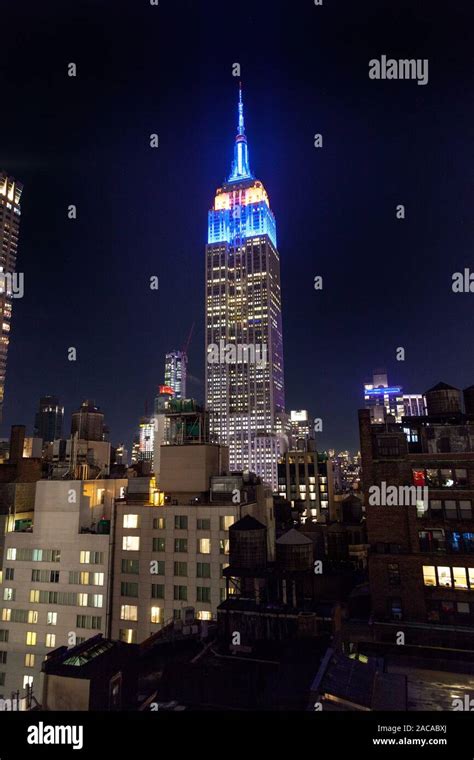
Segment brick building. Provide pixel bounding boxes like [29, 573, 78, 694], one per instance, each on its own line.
[360, 382, 474, 648]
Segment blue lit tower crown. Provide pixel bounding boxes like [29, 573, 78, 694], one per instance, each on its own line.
[205, 85, 285, 490]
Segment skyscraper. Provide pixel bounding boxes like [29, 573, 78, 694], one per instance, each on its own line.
[34, 395, 64, 444]
[71, 400, 105, 441]
[164, 350, 187, 399]
[205, 86, 285, 489]
[0, 172, 23, 421]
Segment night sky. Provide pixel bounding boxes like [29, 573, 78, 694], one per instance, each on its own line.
[0, 0, 473, 453]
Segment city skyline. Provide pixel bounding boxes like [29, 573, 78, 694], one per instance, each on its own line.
[0, 0, 472, 455]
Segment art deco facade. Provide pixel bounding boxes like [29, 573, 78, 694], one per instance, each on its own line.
[205, 88, 286, 489]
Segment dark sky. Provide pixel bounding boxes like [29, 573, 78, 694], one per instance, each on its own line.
[0, 0, 473, 453]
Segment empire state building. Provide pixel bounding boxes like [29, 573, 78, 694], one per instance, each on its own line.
[205, 86, 286, 489]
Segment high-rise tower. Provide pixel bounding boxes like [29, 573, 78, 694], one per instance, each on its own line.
[205, 86, 286, 489]
[0, 172, 23, 421]
[164, 350, 187, 399]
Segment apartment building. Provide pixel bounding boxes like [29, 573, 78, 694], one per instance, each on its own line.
[0, 478, 126, 698]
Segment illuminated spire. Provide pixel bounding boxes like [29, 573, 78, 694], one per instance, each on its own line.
[228, 83, 254, 182]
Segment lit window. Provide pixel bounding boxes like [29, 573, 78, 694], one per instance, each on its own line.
[29, 589, 39, 603]
[120, 605, 138, 621]
[437, 566, 452, 588]
[1, 609, 11, 621]
[24, 654, 35, 667]
[119, 629, 136, 644]
[23, 675, 33, 689]
[47, 612, 57, 626]
[197, 538, 211, 554]
[45, 634, 56, 648]
[27, 610, 38, 624]
[26, 631, 36, 646]
[453, 567, 468, 590]
[150, 606, 162, 624]
[220, 516, 235, 531]
[123, 514, 139, 529]
[422, 566, 436, 586]
[122, 536, 140, 551]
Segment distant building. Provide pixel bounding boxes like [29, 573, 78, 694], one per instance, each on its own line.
[364, 370, 426, 423]
[289, 410, 311, 449]
[278, 445, 335, 523]
[71, 400, 105, 442]
[164, 352, 187, 400]
[0, 172, 23, 422]
[34, 396, 63, 444]
[138, 417, 154, 465]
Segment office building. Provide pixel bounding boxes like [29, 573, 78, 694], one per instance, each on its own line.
[205, 86, 286, 490]
[0, 172, 23, 422]
[164, 351, 187, 399]
[34, 396, 64, 444]
[277, 445, 335, 523]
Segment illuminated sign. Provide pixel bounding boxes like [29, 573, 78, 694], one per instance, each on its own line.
[158, 385, 174, 396]
[365, 387, 402, 396]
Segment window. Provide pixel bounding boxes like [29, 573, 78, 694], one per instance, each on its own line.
[0, 652, 7, 664]
[0, 631, 9, 642]
[26, 632, 36, 646]
[76, 615, 101, 629]
[388, 563, 400, 586]
[445, 501, 457, 519]
[455, 469, 468, 487]
[3, 588, 15, 601]
[45, 634, 56, 648]
[437, 566, 452, 587]
[460, 501, 472, 519]
[29, 590, 39, 603]
[119, 629, 137, 644]
[220, 516, 234, 531]
[174, 538, 188, 553]
[173, 586, 187, 601]
[151, 584, 164, 599]
[453, 567, 468, 590]
[80, 551, 103, 564]
[389, 598, 402, 620]
[153, 517, 166, 529]
[123, 514, 140, 529]
[429, 500, 442, 516]
[1, 609, 10, 622]
[174, 515, 188, 530]
[120, 605, 138, 622]
[219, 539, 230, 555]
[78, 593, 88, 607]
[196, 611, 212, 621]
[197, 519, 210, 530]
[23, 675, 33, 689]
[197, 538, 210, 554]
[24, 654, 35, 667]
[121, 582, 138, 597]
[121, 559, 139, 574]
[422, 566, 436, 586]
[440, 469, 454, 488]
[426, 469, 440, 487]
[6, 548, 16, 560]
[174, 562, 187, 577]
[150, 607, 162, 624]
[92, 595, 103, 608]
[197, 587, 211, 603]
[418, 530, 445, 553]
[196, 562, 211, 578]
[5, 568, 14, 581]
[47, 612, 57, 626]
[469, 568, 474, 588]
[122, 536, 140, 551]
[27, 610, 38, 624]
[153, 538, 165, 552]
